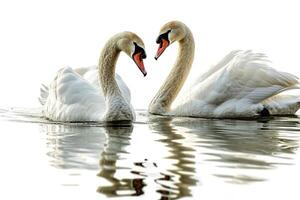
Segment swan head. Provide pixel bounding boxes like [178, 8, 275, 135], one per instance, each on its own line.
[155, 21, 187, 60]
[117, 32, 147, 76]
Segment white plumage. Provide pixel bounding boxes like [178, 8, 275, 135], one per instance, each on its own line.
[40, 66, 132, 122]
[40, 32, 146, 122]
[172, 51, 300, 118]
[150, 21, 300, 118]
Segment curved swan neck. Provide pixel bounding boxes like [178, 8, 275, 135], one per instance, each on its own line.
[99, 37, 121, 98]
[149, 26, 195, 114]
[98, 34, 135, 121]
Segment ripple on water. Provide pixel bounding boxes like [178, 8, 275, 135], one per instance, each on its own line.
[0, 108, 299, 199]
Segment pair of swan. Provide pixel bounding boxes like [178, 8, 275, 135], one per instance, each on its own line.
[40, 21, 300, 122]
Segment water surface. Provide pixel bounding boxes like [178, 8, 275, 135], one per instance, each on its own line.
[0, 108, 299, 200]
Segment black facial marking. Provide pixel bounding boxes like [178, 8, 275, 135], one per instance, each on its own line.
[156, 30, 171, 44]
[133, 42, 146, 59]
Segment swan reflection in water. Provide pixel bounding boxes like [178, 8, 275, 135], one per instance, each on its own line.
[170, 116, 299, 184]
[40, 113, 300, 199]
[96, 124, 142, 196]
[97, 118, 198, 199]
[41, 123, 108, 170]
[40, 119, 198, 199]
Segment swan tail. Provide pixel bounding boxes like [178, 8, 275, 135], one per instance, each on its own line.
[268, 85, 300, 100]
[263, 86, 300, 115]
[39, 84, 49, 105]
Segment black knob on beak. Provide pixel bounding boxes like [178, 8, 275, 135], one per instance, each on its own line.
[156, 36, 162, 44]
[141, 51, 147, 59]
[156, 30, 171, 44]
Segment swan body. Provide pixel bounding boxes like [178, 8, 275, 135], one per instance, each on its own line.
[41, 66, 131, 121]
[150, 21, 300, 118]
[40, 32, 147, 122]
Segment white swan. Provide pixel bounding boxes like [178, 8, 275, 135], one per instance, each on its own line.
[40, 32, 147, 122]
[149, 21, 300, 118]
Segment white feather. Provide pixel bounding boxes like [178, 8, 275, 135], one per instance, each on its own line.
[172, 51, 300, 118]
[40, 66, 132, 121]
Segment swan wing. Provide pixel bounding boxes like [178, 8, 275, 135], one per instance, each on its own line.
[115, 74, 131, 104]
[74, 65, 97, 76]
[42, 67, 106, 121]
[174, 51, 299, 117]
[75, 65, 131, 103]
[195, 50, 242, 83]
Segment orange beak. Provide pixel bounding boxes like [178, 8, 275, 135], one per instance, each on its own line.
[155, 38, 169, 60]
[133, 52, 147, 76]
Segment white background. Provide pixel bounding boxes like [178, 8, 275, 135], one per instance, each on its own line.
[0, 0, 300, 109]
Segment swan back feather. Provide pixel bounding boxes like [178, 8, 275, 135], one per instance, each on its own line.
[173, 51, 300, 117]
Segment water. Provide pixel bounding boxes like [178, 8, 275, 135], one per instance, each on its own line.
[0, 108, 300, 200]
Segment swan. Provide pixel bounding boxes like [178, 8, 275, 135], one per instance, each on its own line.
[40, 32, 147, 122]
[149, 21, 300, 118]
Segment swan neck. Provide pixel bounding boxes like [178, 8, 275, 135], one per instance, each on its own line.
[98, 35, 135, 121]
[99, 39, 121, 98]
[149, 28, 195, 114]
